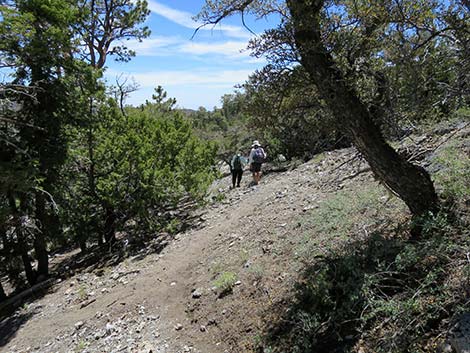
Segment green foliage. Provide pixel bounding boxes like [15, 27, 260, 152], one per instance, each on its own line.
[66, 98, 217, 241]
[187, 92, 252, 162]
[258, 179, 469, 352]
[432, 141, 470, 202]
[296, 185, 405, 261]
[0, 0, 88, 282]
[200, 0, 470, 148]
[77, 284, 88, 301]
[261, 230, 470, 353]
[213, 271, 238, 295]
[247, 264, 265, 282]
[75, 340, 86, 352]
[242, 66, 346, 159]
[164, 219, 181, 235]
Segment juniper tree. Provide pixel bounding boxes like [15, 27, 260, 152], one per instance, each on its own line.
[0, 0, 80, 282]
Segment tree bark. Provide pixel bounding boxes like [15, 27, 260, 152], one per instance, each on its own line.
[286, 0, 439, 217]
[78, 237, 88, 253]
[34, 191, 49, 278]
[8, 193, 37, 286]
[20, 247, 36, 286]
[0, 282, 6, 302]
[103, 205, 117, 245]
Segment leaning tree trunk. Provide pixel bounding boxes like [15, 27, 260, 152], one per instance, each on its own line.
[286, 0, 439, 217]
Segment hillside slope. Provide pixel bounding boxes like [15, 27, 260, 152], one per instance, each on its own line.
[1, 122, 469, 353]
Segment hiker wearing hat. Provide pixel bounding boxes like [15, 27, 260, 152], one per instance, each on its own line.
[249, 140, 267, 185]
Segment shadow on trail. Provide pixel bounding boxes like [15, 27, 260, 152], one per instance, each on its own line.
[0, 296, 44, 348]
[258, 230, 464, 353]
[51, 210, 206, 279]
[0, 212, 206, 347]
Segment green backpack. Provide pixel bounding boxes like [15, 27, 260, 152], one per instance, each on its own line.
[233, 155, 242, 170]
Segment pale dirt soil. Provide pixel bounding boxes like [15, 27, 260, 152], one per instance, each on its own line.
[0, 124, 466, 353]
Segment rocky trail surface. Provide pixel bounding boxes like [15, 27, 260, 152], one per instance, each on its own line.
[0, 122, 468, 353]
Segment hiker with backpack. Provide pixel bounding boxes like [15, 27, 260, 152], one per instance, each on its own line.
[230, 152, 248, 188]
[249, 140, 267, 185]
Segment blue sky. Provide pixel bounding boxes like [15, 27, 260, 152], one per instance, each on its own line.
[105, 0, 279, 110]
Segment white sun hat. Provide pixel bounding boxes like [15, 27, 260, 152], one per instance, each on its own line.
[252, 140, 261, 147]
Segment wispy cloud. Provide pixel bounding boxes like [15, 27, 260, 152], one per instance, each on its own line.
[122, 36, 181, 56]
[108, 68, 254, 88]
[123, 36, 254, 61]
[178, 41, 247, 57]
[147, 0, 253, 39]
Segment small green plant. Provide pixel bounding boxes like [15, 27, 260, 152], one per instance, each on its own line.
[165, 218, 181, 234]
[213, 271, 237, 295]
[238, 249, 250, 265]
[77, 285, 87, 301]
[75, 340, 86, 352]
[21, 303, 29, 311]
[248, 264, 265, 281]
[310, 152, 325, 165]
[210, 261, 224, 277]
[213, 192, 226, 202]
[411, 210, 452, 237]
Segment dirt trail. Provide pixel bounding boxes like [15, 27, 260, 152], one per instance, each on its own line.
[2, 124, 467, 353]
[0, 146, 398, 353]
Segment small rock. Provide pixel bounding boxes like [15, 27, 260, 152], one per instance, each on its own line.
[170, 282, 177, 286]
[235, 281, 242, 286]
[74, 321, 84, 330]
[192, 288, 203, 299]
[94, 330, 105, 340]
[105, 322, 115, 334]
[111, 273, 119, 280]
[174, 323, 183, 331]
[135, 322, 145, 333]
[437, 343, 453, 353]
[200, 325, 206, 332]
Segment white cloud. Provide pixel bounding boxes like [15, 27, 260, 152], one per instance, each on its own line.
[121, 69, 254, 87]
[147, 0, 253, 39]
[147, 0, 196, 28]
[123, 35, 254, 61]
[178, 41, 247, 57]
[123, 36, 181, 56]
